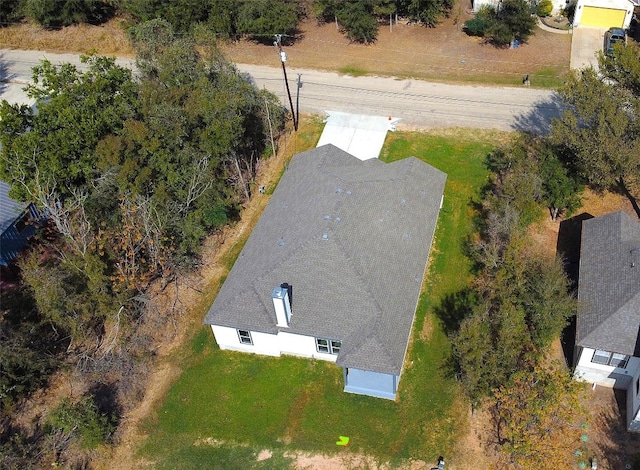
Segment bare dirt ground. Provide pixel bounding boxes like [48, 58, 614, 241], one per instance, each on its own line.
[0, 2, 571, 87]
[0, 18, 134, 56]
[221, 1, 571, 86]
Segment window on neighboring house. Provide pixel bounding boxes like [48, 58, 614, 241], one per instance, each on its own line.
[591, 349, 629, 368]
[636, 377, 639, 397]
[316, 337, 341, 355]
[237, 329, 253, 345]
[14, 212, 31, 234]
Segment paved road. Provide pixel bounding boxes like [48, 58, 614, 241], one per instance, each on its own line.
[1, 49, 563, 133]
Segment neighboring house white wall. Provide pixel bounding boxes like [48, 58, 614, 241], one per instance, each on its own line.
[210, 325, 338, 363]
[552, 0, 569, 12]
[472, 0, 500, 11]
[627, 360, 640, 432]
[575, 348, 640, 431]
[574, 347, 640, 387]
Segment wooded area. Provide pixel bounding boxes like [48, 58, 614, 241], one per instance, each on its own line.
[0, 19, 285, 467]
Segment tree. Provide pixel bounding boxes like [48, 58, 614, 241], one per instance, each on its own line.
[538, 144, 582, 221]
[493, 364, 588, 468]
[536, 0, 553, 17]
[398, 0, 455, 27]
[22, 0, 115, 28]
[0, 0, 23, 26]
[452, 197, 576, 402]
[46, 394, 116, 449]
[486, 134, 582, 221]
[120, 20, 285, 260]
[0, 56, 139, 201]
[336, 1, 379, 43]
[236, 0, 299, 41]
[551, 67, 640, 209]
[599, 43, 640, 98]
[464, 0, 536, 46]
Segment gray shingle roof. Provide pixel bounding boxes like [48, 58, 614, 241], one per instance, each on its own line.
[0, 181, 28, 233]
[577, 211, 640, 356]
[204, 144, 447, 375]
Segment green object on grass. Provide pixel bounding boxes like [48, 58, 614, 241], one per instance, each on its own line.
[336, 436, 350, 446]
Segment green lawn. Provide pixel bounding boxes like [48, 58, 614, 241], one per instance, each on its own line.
[140, 129, 505, 469]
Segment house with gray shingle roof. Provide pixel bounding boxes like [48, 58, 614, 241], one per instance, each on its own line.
[1, 181, 44, 267]
[204, 144, 446, 400]
[574, 211, 640, 431]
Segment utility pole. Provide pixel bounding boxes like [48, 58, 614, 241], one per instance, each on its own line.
[274, 34, 298, 131]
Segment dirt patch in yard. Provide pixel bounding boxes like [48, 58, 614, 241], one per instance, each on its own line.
[0, 0, 571, 87]
[221, 0, 571, 87]
[585, 387, 640, 469]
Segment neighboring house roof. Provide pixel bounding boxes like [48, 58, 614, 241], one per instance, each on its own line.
[577, 211, 640, 357]
[0, 181, 29, 233]
[205, 144, 447, 375]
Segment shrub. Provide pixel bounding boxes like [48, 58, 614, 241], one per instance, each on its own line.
[536, 0, 553, 17]
[464, 0, 536, 46]
[23, 0, 115, 28]
[464, 15, 489, 36]
[337, 1, 378, 43]
[46, 395, 116, 449]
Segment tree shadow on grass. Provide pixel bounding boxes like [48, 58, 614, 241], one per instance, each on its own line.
[556, 212, 593, 367]
[433, 288, 478, 337]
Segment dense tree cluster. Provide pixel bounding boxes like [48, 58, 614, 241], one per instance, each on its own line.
[1, 0, 116, 28]
[464, 0, 537, 47]
[0, 20, 285, 467]
[2, 0, 455, 45]
[442, 132, 585, 463]
[492, 365, 587, 467]
[444, 41, 640, 466]
[315, 0, 454, 43]
[551, 46, 640, 215]
[120, 0, 303, 40]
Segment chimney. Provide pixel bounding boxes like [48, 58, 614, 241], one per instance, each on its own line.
[272, 285, 292, 327]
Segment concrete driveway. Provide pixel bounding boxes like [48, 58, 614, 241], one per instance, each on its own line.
[570, 27, 608, 70]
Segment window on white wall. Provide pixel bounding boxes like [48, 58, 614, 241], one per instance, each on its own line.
[316, 338, 341, 354]
[237, 329, 253, 345]
[591, 349, 628, 368]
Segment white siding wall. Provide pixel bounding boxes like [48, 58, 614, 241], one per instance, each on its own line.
[574, 347, 640, 388]
[278, 331, 338, 362]
[211, 325, 281, 356]
[210, 325, 338, 363]
[473, 0, 500, 11]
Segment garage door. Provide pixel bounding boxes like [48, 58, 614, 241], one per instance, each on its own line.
[580, 6, 626, 27]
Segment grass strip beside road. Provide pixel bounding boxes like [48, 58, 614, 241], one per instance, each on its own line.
[140, 128, 504, 468]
